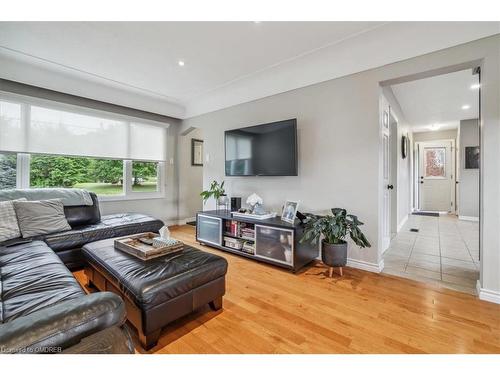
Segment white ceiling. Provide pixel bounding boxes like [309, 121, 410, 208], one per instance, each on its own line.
[391, 69, 479, 133]
[0, 22, 498, 118]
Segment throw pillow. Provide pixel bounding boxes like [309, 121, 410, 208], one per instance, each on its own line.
[13, 199, 72, 238]
[0, 198, 27, 242]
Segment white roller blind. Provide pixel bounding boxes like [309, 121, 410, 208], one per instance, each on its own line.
[130, 122, 166, 161]
[30, 105, 129, 159]
[0, 97, 168, 161]
[0, 100, 24, 152]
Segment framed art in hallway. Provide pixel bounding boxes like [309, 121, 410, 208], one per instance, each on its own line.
[465, 146, 479, 169]
[191, 138, 204, 166]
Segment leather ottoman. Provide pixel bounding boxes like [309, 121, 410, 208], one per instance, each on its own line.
[81, 237, 228, 350]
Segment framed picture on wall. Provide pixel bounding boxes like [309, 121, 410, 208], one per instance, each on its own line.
[465, 146, 480, 169]
[191, 139, 203, 166]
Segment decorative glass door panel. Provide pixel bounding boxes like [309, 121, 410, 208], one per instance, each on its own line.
[197, 215, 222, 246]
[255, 225, 293, 266]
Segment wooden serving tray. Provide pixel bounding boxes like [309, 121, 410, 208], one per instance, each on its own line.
[114, 232, 184, 261]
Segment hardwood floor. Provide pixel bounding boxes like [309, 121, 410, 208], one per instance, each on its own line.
[73, 225, 500, 354]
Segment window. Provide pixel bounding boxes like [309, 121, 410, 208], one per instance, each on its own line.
[424, 147, 446, 178]
[0, 93, 168, 200]
[30, 155, 124, 196]
[0, 153, 17, 189]
[131, 161, 159, 193]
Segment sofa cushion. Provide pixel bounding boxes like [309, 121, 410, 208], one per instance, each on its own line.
[100, 213, 164, 237]
[0, 241, 84, 323]
[13, 199, 71, 238]
[30, 213, 163, 253]
[0, 200, 25, 242]
[64, 192, 101, 228]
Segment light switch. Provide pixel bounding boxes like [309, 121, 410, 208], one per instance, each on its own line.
[205, 153, 210, 163]
[169, 158, 174, 165]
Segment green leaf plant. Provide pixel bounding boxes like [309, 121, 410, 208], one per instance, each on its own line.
[200, 180, 226, 203]
[300, 208, 371, 248]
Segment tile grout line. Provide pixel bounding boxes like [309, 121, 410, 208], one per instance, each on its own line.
[437, 216, 443, 281]
[403, 219, 419, 272]
[455, 219, 477, 266]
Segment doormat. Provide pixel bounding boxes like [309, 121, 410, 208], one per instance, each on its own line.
[412, 212, 439, 217]
[186, 221, 196, 226]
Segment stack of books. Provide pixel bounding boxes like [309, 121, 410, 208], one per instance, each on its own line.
[241, 241, 255, 254]
[240, 224, 255, 240]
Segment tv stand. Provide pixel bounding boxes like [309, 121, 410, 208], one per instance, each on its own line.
[195, 210, 318, 272]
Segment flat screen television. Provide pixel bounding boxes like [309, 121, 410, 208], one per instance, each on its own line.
[225, 119, 297, 176]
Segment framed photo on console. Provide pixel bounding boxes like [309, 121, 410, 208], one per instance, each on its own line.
[281, 200, 299, 223]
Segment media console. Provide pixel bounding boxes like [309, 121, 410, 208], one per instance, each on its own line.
[196, 210, 318, 272]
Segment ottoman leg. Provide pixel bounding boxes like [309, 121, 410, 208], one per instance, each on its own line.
[139, 329, 161, 350]
[209, 296, 223, 311]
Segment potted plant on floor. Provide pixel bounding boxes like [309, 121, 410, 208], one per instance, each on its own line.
[200, 180, 228, 211]
[300, 208, 371, 277]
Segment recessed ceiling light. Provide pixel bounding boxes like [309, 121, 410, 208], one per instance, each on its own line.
[462, 104, 471, 110]
[429, 124, 441, 131]
[253, 21, 261, 24]
[178, 60, 185, 67]
[470, 83, 480, 90]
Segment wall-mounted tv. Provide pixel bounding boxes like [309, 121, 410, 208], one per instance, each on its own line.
[225, 119, 298, 176]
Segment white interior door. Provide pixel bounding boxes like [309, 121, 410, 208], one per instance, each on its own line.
[381, 108, 392, 251]
[418, 140, 454, 212]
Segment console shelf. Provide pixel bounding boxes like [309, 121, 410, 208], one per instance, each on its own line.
[196, 210, 318, 272]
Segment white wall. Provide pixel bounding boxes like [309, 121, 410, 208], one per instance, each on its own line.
[185, 72, 382, 268]
[178, 128, 203, 221]
[458, 119, 480, 218]
[413, 129, 458, 143]
[182, 35, 500, 293]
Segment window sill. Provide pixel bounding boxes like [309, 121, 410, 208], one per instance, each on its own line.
[97, 193, 165, 202]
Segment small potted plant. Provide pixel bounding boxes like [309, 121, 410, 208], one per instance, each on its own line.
[200, 180, 228, 211]
[300, 208, 371, 277]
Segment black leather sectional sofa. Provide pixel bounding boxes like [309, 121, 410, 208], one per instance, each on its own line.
[0, 191, 164, 353]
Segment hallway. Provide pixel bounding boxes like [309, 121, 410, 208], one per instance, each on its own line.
[382, 214, 479, 294]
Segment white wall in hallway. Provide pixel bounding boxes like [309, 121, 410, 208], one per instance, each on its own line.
[458, 119, 480, 218]
[413, 129, 458, 143]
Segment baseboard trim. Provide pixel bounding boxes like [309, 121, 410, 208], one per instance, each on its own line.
[177, 217, 196, 225]
[165, 217, 196, 226]
[459, 215, 479, 222]
[397, 214, 408, 232]
[476, 280, 500, 304]
[347, 258, 384, 273]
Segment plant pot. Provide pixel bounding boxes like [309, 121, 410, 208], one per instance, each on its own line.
[321, 240, 347, 267]
[216, 194, 229, 211]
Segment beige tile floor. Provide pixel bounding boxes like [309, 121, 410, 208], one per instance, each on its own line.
[382, 214, 479, 294]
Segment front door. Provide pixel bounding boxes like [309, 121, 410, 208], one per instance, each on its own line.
[418, 140, 454, 212]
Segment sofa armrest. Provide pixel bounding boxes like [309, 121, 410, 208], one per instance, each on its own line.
[62, 326, 134, 354]
[0, 292, 126, 354]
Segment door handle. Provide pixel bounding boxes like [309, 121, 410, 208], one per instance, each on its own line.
[420, 181, 424, 184]
[387, 184, 394, 190]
